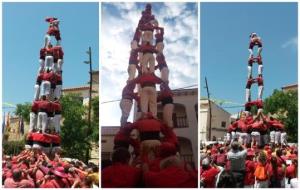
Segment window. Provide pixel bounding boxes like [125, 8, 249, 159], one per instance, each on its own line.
[174, 113, 188, 128]
[221, 121, 226, 128]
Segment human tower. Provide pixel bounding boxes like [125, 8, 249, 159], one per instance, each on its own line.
[25, 17, 63, 154]
[115, 3, 178, 162]
[226, 33, 287, 147]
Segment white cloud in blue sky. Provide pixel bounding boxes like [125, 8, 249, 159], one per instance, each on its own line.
[281, 36, 297, 49]
[101, 2, 198, 126]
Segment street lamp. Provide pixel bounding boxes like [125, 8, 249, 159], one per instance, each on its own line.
[83, 47, 93, 163]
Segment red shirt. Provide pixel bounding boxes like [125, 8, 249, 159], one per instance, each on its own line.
[286, 164, 296, 178]
[200, 166, 219, 188]
[136, 73, 162, 87]
[235, 119, 248, 132]
[31, 101, 39, 113]
[32, 133, 52, 144]
[268, 165, 284, 180]
[40, 178, 69, 188]
[251, 120, 264, 131]
[4, 178, 34, 188]
[133, 118, 163, 132]
[101, 163, 141, 188]
[37, 100, 51, 113]
[244, 160, 255, 185]
[40, 48, 46, 60]
[52, 46, 64, 60]
[160, 124, 178, 146]
[145, 166, 197, 187]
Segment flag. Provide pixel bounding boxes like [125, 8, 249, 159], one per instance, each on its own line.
[19, 116, 24, 135]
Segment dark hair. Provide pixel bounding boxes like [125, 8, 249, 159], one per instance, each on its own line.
[12, 170, 22, 181]
[270, 156, 278, 177]
[101, 159, 112, 170]
[112, 148, 130, 164]
[217, 170, 236, 188]
[231, 141, 239, 151]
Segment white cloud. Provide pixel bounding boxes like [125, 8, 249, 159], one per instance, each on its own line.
[101, 3, 198, 126]
[281, 37, 297, 49]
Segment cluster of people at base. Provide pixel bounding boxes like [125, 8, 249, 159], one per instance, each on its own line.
[200, 141, 298, 188]
[29, 17, 63, 151]
[102, 112, 197, 187]
[3, 149, 99, 188]
[226, 110, 287, 148]
[102, 144, 198, 187]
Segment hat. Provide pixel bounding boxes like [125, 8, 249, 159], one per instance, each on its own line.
[52, 167, 68, 178]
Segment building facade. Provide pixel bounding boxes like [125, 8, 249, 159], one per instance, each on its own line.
[200, 98, 231, 142]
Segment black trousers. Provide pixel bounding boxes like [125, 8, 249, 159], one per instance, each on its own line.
[231, 170, 246, 188]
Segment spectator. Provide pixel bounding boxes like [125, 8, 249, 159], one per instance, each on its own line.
[227, 141, 247, 187]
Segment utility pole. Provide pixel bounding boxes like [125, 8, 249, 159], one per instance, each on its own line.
[84, 47, 92, 163]
[204, 77, 212, 141]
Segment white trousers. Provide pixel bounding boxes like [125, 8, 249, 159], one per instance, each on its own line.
[142, 31, 153, 44]
[45, 55, 54, 71]
[53, 59, 63, 73]
[160, 67, 169, 82]
[140, 86, 157, 117]
[54, 85, 62, 99]
[238, 132, 249, 145]
[29, 112, 37, 132]
[37, 112, 48, 132]
[163, 103, 174, 128]
[270, 131, 276, 143]
[54, 114, 61, 133]
[127, 64, 137, 81]
[281, 132, 287, 145]
[39, 59, 45, 72]
[251, 131, 261, 146]
[275, 131, 281, 144]
[141, 53, 155, 74]
[34, 84, 40, 100]
[119, 99, 133, 126]
[40, 81, 51, 97]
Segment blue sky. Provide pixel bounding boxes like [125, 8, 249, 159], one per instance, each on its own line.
[2, 2, 99, 112]
[200, 2, 297, 114]
[101, 2, 198, 126]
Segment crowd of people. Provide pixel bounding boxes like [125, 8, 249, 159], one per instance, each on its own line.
[101, 144, 198, 187]
[200, 141, 297, 188]
[2, 149, 99, 188]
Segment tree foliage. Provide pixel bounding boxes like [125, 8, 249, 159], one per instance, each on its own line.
[263, 89, 298, 142]
[89, 96, 99, 145]
[14, 102, 31, 123]
[60, 93, 90, 161]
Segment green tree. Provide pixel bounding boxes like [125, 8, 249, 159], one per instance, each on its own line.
[60, 93, 90, 161]
[88, 96, 99, 145]
[14, 102, 31, 123]
[263, 89, 298, 142]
